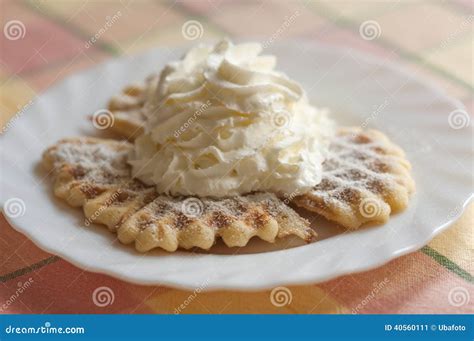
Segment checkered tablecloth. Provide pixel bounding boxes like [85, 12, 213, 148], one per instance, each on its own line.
[1, 0, 472, 314]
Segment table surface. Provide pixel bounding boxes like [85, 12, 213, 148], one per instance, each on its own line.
[0, 0, 472, 314]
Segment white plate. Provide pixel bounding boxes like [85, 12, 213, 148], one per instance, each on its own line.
[1, 42, 472, 291]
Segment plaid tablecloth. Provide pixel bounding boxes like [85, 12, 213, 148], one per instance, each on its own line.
[1, 0, 472, 314]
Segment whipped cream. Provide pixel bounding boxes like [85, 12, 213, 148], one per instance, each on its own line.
[129, 39, 335, 197]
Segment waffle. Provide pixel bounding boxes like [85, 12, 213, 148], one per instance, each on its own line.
[293, 127, 415, 229]
[101, 74, 157, 140]
[42, 137, 316, 252]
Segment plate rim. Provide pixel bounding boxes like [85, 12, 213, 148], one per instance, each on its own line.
[3, 193, 472, 292]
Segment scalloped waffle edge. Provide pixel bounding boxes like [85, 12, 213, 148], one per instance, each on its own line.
[42, 137, 316, 252]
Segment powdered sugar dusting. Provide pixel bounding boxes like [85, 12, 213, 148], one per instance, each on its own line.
[304, 128, 411, 215]
[141, 193, 291, 226]
[50, 140, 131, 184]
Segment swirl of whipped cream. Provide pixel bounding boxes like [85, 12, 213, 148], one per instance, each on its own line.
[129, 39, 334, 197]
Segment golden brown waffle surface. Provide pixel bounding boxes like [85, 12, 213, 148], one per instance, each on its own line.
[102, 75, 156, 140]
[293, 127, 415, 229]
[42, 137, 316, 252]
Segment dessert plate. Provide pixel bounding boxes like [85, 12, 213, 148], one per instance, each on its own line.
[1, 41, 472, 290]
